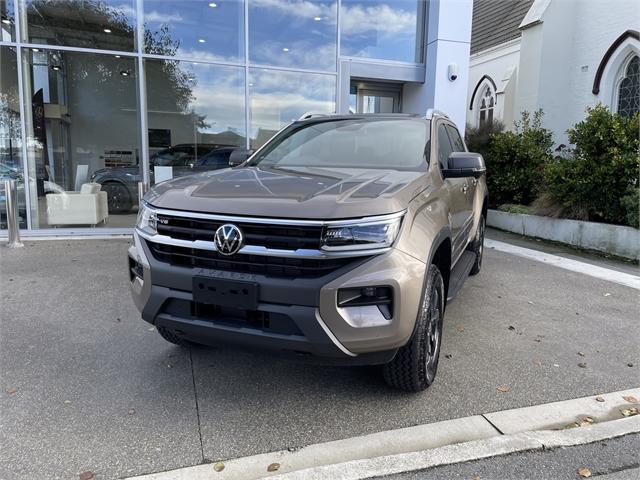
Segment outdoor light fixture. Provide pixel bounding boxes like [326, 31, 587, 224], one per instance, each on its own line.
[120, 70, 130, 77]
[32, 48, 40, 52]
[314, 16, 322, 21]
[103, 28, 112, 33]
[51, 65, 61, 71]
[115, 55, 121, 58]
[209, 2, 217, 7]
[198, 38, 206, 43]
[282, 47, 289, 52]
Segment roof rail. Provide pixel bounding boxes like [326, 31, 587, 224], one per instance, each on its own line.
[298, 112, 331, 121]
[425, 108, 450, 120]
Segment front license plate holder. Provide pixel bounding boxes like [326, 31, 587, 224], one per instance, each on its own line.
[193, 276, 259, 309]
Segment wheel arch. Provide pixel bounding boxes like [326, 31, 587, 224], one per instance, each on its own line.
[427, 228, 452, 302]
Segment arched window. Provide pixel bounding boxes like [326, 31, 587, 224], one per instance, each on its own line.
[616, 55, 639, 117]
[478, 85, 495, 127]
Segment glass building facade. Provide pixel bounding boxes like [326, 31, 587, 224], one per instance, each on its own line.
[1, 0, 428, 233]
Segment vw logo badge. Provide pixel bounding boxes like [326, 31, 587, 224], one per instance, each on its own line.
[214, 224, 243, 255]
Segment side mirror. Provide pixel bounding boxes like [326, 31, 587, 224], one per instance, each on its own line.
[229, 148, 254, 167]
[443, 152, 486, 179]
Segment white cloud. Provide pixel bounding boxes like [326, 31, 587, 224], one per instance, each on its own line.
[341, 4, 416, 36]
[144, 10, 184, 24]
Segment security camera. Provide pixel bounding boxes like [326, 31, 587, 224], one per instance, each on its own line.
[448, 63, 459, 82]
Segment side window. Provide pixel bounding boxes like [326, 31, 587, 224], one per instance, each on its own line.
[446, 125, 466, 152]
[437, 124, 453, 170]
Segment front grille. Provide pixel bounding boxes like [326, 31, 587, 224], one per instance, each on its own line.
[156, 214, 322, 250]
[147, 241, 358, 278]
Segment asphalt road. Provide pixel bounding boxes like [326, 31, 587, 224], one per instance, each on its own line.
[385, 433, 640, 480]
[1, 232, 638, 479]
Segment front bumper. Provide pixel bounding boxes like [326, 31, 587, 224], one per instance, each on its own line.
[129, 230, 426, 364]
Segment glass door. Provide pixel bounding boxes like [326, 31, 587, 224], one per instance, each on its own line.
[350, 82, 402, 114]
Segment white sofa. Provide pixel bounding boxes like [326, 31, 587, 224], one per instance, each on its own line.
[46, 183, 109, 226]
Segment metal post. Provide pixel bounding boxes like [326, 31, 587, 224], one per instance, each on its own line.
[4, 180, 24, 248]
[137, 181, 147, 205]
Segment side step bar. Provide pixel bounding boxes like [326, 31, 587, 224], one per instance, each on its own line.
[447, 251, 476, 303]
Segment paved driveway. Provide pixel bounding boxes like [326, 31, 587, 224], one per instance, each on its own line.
[1, 234, 638, 479]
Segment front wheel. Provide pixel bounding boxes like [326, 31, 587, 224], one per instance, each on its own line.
[383, 264, 445, 392]
[102, 182, 132, 213]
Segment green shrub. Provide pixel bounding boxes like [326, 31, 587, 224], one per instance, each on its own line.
[484, 110, 554, 208]
[497, 203, 531, 214]
[542, 105, 640, 226]
[464, 120, 504, 160]
[621, 187, 639, 228]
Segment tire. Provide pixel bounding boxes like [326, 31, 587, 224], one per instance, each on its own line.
[468, 214, 485, 276]
[383, 264, 445, 392]
[157, 326, 189, 347]
[102, 182, 132, 213]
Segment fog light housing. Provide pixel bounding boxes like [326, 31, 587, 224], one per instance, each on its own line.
[337, 286, 393, 320]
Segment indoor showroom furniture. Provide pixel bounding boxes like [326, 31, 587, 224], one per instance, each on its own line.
[46, 182, 109, 226]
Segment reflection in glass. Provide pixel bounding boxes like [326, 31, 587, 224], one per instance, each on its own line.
[249, 0, 337, 71]
[1, 46, 26, 229]
[146, 59, 245, 183]
[1, 0, 16, 42]
[143, 0, 243, 62]
[249, 68, 335, 148]
[21, 49, 141, 228]
[340, 0, 425, 63]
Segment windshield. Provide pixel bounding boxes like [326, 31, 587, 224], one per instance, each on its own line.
[250, 118, 430, 171]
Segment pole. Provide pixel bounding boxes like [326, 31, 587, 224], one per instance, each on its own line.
[4, 179, 24, 248]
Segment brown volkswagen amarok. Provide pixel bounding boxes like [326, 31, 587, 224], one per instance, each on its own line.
[129, 111, 487, 391]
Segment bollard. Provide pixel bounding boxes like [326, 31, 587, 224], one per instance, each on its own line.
[4, 179, 24, 248]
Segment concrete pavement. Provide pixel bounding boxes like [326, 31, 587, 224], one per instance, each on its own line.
[1, 231, 639, 479]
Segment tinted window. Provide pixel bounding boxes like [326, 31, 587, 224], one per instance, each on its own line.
[446, 125, 465, 152]
[437, 124, 453, 170]
[251, 119, 429, 171]
[152, 148, 191, 166]
[197, 151, 231, 167]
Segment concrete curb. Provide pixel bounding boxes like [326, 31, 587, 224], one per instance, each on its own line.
[487, 210, 640, 260]
[126, 388, 640, 480]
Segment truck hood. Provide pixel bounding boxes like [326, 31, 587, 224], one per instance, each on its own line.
[145, 166, 428, 219]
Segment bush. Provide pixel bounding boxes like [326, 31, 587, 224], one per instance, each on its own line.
[465, 120, 504, 160]
[542, 105, 640, 226]
[497, 203, 530, 214]
[621, 187, 639, 228]
[484, 110, 554, 208]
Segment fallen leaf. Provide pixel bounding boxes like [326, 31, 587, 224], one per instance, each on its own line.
[472, 476, 481, 480]
[620, 407, 639, 417]
[527, 301, 534, 304]
[533, 359, 542, 367]
[578, 363, 587, 368]
[128, 408, 136, 416]
[553, 364, 560, 367]
[6, 387, 17, 395]
[578, 467, 592, 478]
[445, 354, 453, 359]
[267, 463, 280, 472]
[564, 422, 579, 429]
[534, 338, 542, 343]
[628, 363, 634, 367]
[456, 326, 465, 332]
[579, 417, 594, 427]
[497, 385, 511, 393]
[577, 352, 585, 357]
[603, 293, 611, 297]
[595, 396, 605, 402]
[508, 326, 515, 331]
[213, 462, 225, 472]
[64, 400, 72, 405]
[79, 471, 94, 480]
[623, 396, 638, 404]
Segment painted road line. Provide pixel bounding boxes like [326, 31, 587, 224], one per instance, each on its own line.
[126, 388, 640, 480]
[486, 239, 640, 290]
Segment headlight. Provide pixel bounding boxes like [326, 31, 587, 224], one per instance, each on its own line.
[136, 203, 157, 235]
[321, 216, 402, 251]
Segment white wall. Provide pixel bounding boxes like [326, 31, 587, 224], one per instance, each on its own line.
[518, 0, 639, 146]
[403, 0, 473, 134]
[467, 39, 521, 128]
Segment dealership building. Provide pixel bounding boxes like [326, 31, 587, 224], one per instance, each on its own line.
[0, 0, 472, 236]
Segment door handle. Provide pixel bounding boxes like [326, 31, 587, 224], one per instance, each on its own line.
[462, 184, 468, 194]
